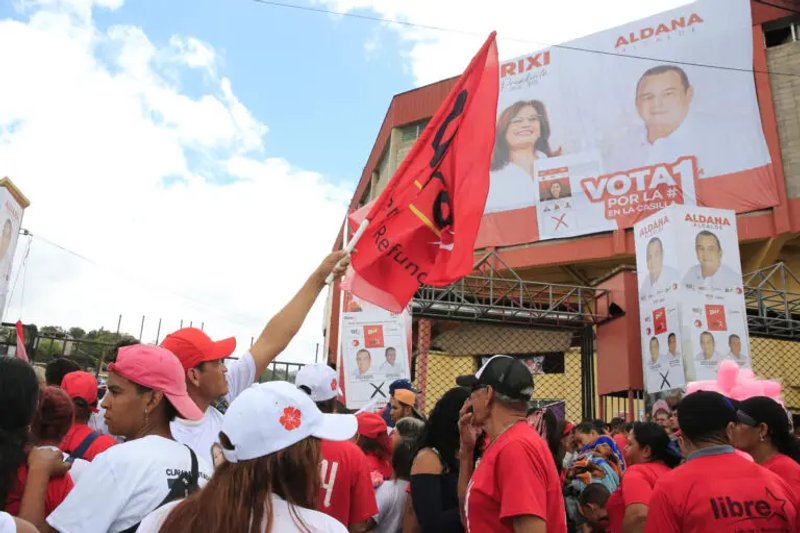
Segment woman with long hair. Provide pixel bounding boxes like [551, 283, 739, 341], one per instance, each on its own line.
[406, 387, 470, 533]
[141, 381, 354, 533]
[26, 344, 214, 533]
[732, 396, 800, 486]
[1, 358, 72, 519]
[486, 100, 557, 214]
[606, 422, 682, 533]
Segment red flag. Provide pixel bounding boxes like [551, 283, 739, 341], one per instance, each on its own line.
[349, 33, 499, 312]
[15, 320, 29, 363]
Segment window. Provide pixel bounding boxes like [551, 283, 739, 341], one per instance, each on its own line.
[399, 119, 430, 142]
[765, 18, 800, 47]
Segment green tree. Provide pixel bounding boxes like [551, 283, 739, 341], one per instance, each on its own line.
[68, 327, 86, 339]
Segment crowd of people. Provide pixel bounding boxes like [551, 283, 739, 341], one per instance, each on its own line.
[1, 251, 800, 532]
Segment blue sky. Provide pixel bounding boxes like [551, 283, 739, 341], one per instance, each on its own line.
[87, 0, 413, 187]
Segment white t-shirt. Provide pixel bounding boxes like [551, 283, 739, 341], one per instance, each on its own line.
[0, 512, 14, 533]
[485, 157, 545, 214]
[170, 351, 256, 466]
[639, 266, 680, 299]
[138, 494, 347, 533]
[681, 264, 742, 292]
[373, 479, 409, 533]
[47, 435, 213, 533]
[61, 452, 90, 485]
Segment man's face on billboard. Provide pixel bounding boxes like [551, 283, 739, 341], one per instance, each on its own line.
[0, 222, 12, 261]
[700, 333, 715, 358]
[649, 338, 660, 360]
[695, 234, 722, 277]
[385, 348, 396, 365]
[668, 335, 677, 354]
[730, 336, 742, 356]
[636, 71, 693, 140]
[646, 240, 664, 281]
[356, 350, 371, 374]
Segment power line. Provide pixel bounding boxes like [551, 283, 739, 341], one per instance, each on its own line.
[251, 0, 800, 79]
[26, 233, 260, 329]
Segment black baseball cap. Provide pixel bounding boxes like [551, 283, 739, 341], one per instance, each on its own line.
[455, 355, 533, 401]
[736, 396, 789, 434]
[677, 390, 737, 441]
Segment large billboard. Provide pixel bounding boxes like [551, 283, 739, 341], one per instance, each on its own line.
[338, 291, 413, 410]
[635, 205, 750, 394]
[478, 0, 776, 246]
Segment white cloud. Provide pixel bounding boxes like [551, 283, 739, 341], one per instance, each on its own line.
[0, 0, 350, 363]
[318, 0, 694, 85]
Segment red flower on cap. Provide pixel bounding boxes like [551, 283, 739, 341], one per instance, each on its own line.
[330, 379, 337, 391]
[280, 406, 302, 431]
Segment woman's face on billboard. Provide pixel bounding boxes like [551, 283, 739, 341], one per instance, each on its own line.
[505, 105, 541, 150]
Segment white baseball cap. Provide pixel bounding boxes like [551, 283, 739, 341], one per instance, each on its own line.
[295, 363, 342, 402]
[221, 381, 357, 463]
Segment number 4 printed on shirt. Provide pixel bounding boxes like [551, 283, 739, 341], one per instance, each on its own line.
[320, 459, 339, 508]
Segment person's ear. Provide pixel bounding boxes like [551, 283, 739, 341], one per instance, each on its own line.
[186, 367, 203, 388]
[758, 422, 769, 442]
[146, 390, 164, 413]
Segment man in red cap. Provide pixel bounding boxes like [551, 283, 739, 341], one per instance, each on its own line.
[161, 251, 348, 465]
[60, 371, 117, 461]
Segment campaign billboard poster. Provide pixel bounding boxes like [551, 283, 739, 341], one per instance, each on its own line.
[635, 209, 686, 394]
[673, 206, 750, 381]
[339, 291, 412, 410]
[478, 0, 776, 246]
[0, 182, 26, 320]
[635, 205, 750, 390]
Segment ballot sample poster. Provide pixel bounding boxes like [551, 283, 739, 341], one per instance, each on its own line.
[339, 290, 412, 410]
[635, 208, 686, 394]
[0, 183, 26, 321]
[479, 0, 776, 246]
[635, 205, 750, 390]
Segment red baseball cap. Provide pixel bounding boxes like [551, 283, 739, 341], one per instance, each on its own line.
[108, 344, 203, 421]
[61, 371, 99, 412]
[356, 412, 388, 439]
[160, 328, 236, 371]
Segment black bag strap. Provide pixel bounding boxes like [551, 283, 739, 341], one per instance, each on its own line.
[119, 445, 200, 533]
[68, 431, 100, 462]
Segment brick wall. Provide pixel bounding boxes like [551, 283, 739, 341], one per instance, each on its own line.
[768, 40, 800, 198]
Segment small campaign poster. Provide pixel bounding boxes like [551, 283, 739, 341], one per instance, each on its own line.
[339, 291, 412, 410]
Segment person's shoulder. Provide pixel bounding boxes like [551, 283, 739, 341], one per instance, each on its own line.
[322, 439, 366, 460]
[411, 447, 445, 475]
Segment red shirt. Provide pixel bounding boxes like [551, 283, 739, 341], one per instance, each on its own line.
[613, 433, 628, 457]
[365, 453, 393, 481]
[318, 440, 378, 526]
[60, 424, 116, 461]
[4, 465, 73, 517]
[646, 448, 798, 533]
[465, 422, 566, 533]
[607, 462, 671, 533]
[763, 454, 800, 493]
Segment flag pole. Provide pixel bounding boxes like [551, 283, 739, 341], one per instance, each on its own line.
[325, 218, 369, 285]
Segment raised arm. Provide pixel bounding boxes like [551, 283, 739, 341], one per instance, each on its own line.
[249, 251, 348, 376]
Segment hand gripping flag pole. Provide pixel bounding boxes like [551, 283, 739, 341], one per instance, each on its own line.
[325, 218, 369, 285]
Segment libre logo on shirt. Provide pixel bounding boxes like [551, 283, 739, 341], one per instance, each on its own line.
[709, 489, 787, 523]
